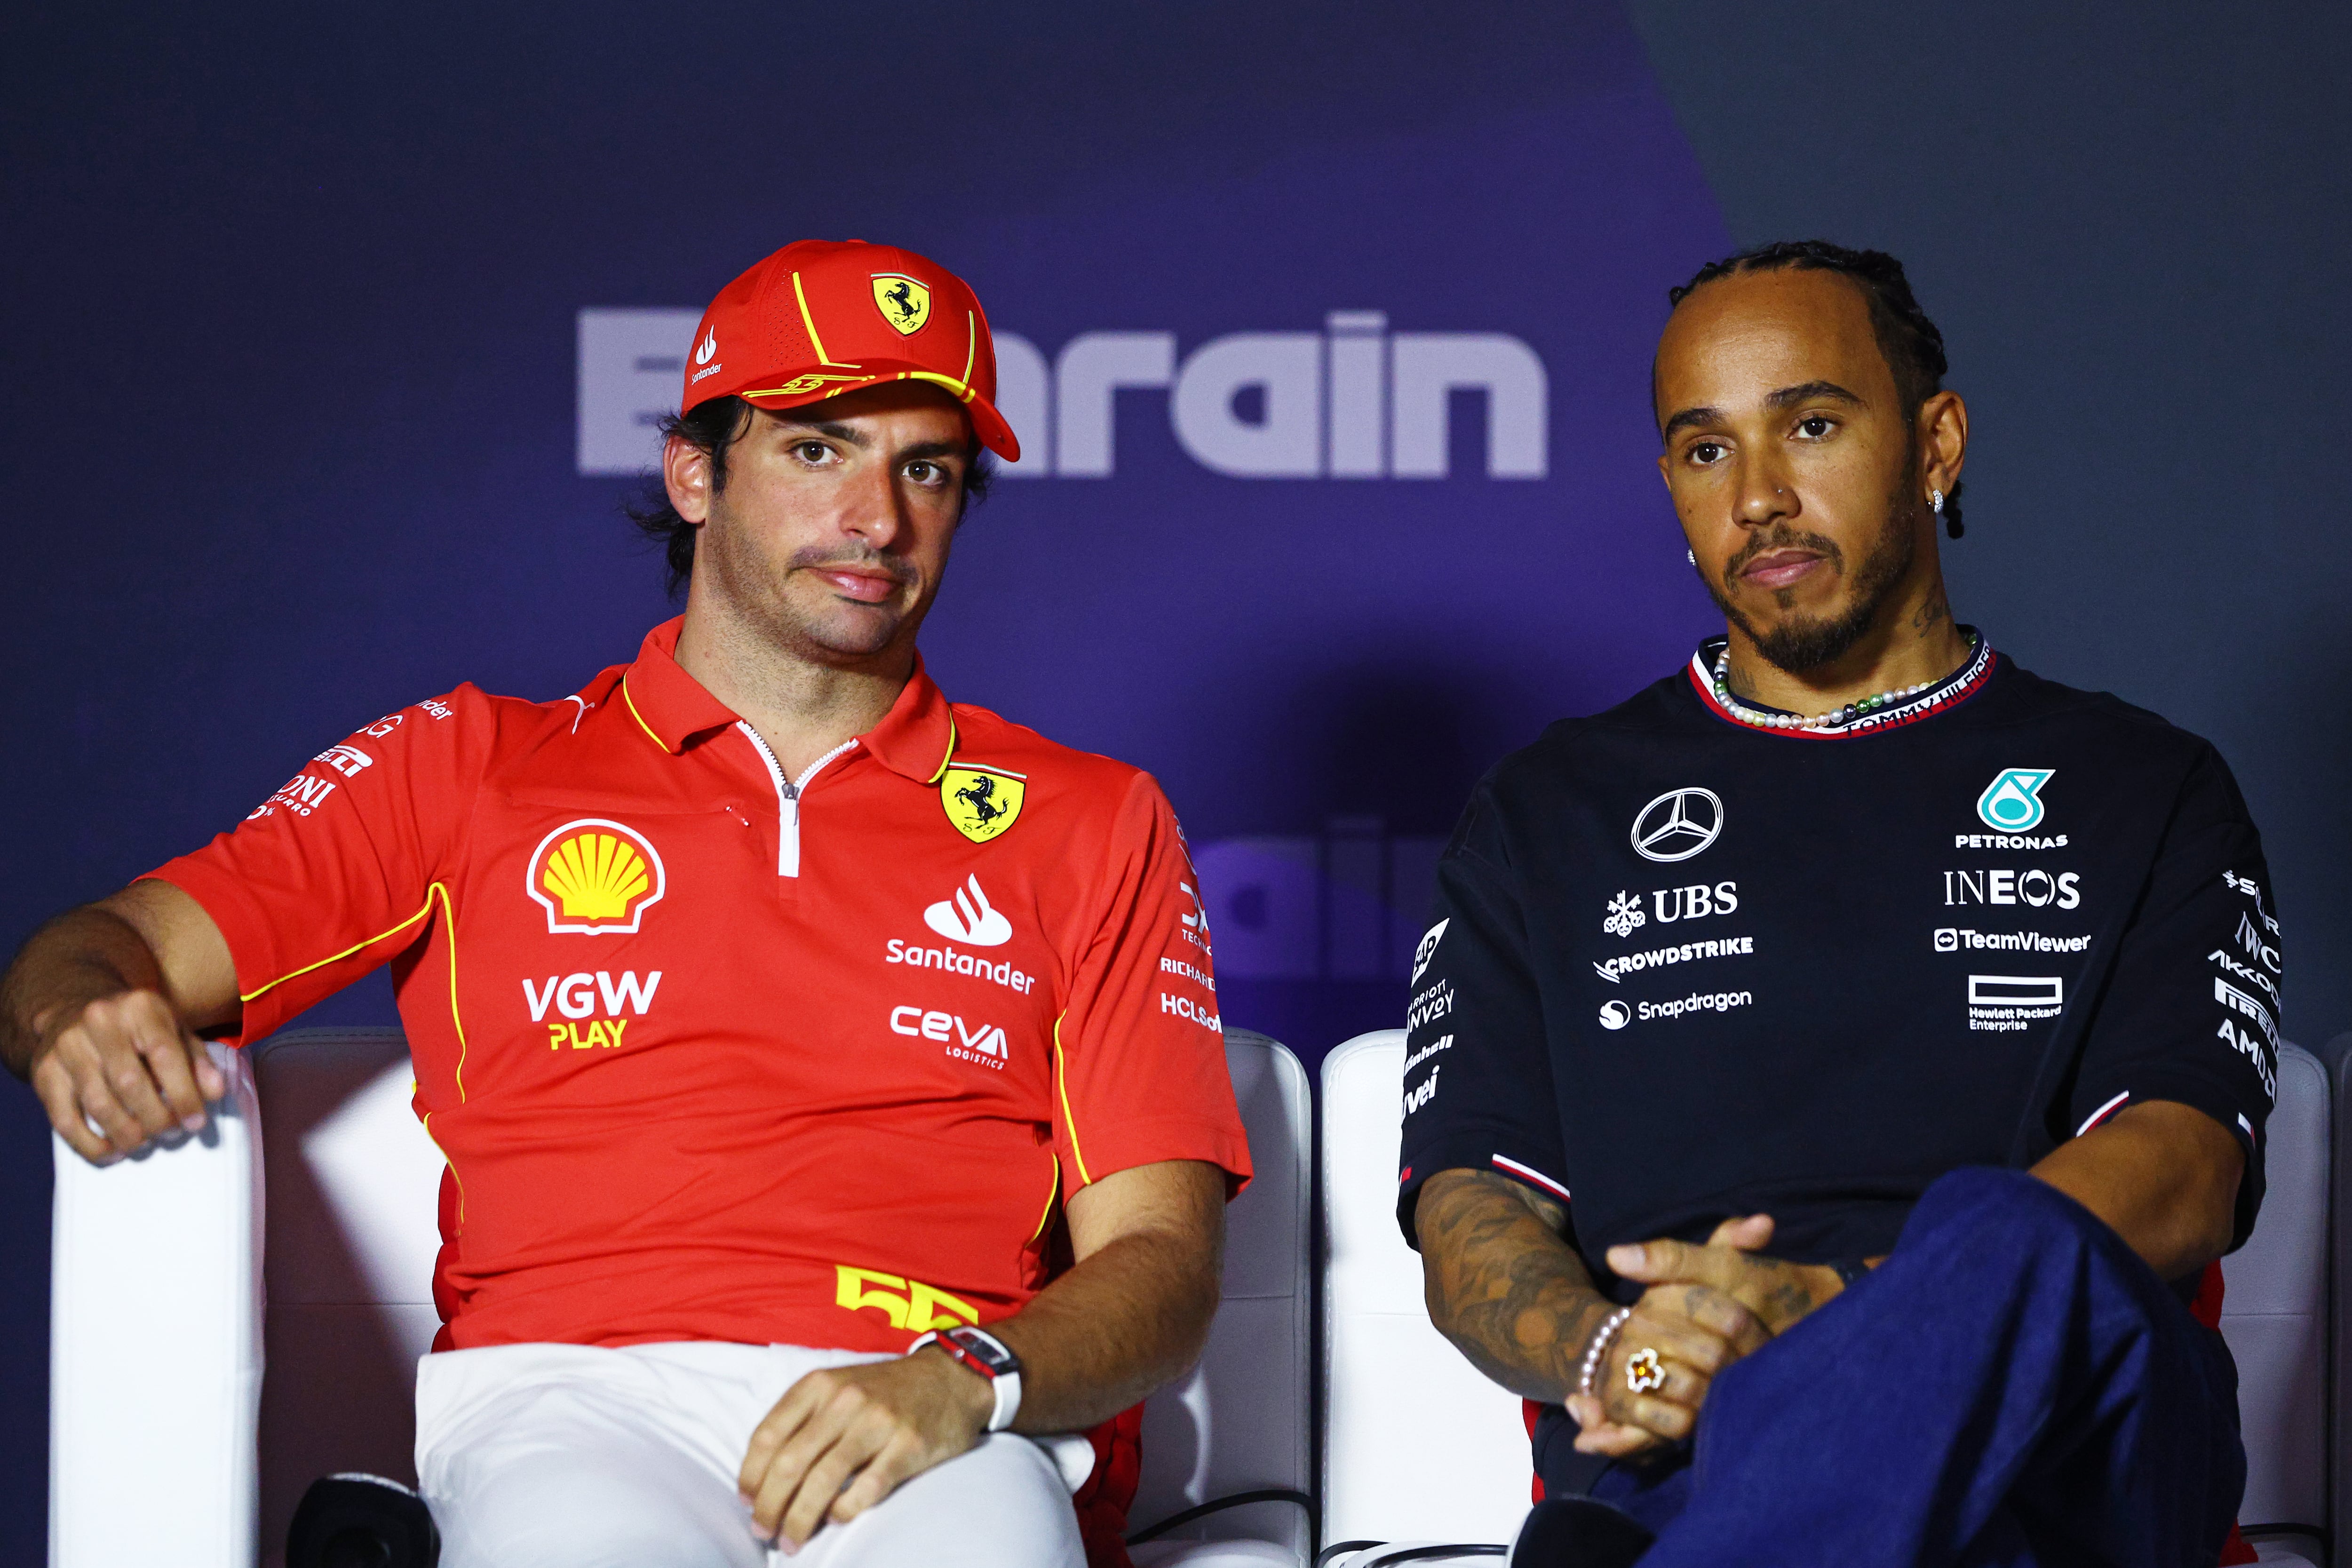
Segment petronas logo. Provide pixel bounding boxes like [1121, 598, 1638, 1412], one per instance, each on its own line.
[1976, 769, 2055, 832]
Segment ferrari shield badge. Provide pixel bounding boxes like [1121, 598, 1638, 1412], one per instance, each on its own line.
[940, 765, 1025, 843]
[871, 273, 932, 336]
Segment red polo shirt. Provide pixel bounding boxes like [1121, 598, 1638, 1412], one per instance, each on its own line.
[151, 618, 1249, 1353]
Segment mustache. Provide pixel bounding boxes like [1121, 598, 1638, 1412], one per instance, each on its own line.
[1724, 526, 1844, 581]
[789, 547, 918, 587]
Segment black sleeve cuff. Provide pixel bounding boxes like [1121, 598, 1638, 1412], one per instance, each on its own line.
[2073, 1071, 2267, 1252]
[1396, 1130, 1573, 1250]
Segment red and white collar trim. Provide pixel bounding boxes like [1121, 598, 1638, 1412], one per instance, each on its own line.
[1687, 634, 1996, 740]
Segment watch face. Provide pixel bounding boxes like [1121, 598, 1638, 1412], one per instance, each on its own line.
[946, 1327, 1018, 1376]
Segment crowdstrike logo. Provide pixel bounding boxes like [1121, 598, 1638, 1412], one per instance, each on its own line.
[578, 310, 1549, 479]
[924, 875, 1012, 947]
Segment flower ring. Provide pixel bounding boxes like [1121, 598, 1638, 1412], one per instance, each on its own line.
[1624, 1347, 1667, 1394]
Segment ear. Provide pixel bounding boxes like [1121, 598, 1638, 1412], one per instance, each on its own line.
[661, 433, 714, 525]
[1917, 390, 1968, 498]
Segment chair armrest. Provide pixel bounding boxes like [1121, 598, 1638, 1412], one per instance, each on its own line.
[49, 1043, 263, 1568]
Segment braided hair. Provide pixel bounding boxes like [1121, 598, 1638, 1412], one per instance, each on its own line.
[1670, 240, 1964, 538]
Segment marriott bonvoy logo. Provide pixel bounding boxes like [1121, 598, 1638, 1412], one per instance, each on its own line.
[579, 310, 1549, 479]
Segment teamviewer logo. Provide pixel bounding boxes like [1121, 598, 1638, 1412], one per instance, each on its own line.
[1934, 928, 1959, 952]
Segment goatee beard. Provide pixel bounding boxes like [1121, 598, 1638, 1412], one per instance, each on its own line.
[1706, 501, 1918, 677]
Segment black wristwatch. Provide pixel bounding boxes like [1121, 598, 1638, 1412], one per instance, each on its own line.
[907, 1325, 1024, 1432]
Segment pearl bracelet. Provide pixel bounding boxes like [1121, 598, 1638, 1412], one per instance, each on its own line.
[1577, 1305, 1634, 1400]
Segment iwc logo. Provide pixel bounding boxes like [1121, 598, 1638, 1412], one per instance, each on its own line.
[871, 273, 932, 336]
[1977, 769, 2054, 832]
[1631, 788, 1724, 863]
[940, 764, 1026, 843]
[527, 819, 667, 935]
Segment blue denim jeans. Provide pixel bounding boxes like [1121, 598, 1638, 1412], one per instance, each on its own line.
[1533, 1168, 2244, 1567]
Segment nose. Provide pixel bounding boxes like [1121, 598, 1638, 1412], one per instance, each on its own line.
[1732, 450, 1797, 530]
[840, 459, 907, 550]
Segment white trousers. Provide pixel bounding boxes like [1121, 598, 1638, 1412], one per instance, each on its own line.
[414, 1341, 1089, 1568]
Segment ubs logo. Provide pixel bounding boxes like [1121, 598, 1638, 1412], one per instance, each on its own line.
[1632, 788, 1724, 863]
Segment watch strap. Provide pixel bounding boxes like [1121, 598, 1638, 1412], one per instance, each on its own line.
[907, 1328, 1024, 1433]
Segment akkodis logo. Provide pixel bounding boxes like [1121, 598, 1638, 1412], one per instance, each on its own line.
[1977, 769, 2055, 833]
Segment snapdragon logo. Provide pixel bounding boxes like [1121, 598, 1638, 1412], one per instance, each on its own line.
[579, 311, 1548, 480]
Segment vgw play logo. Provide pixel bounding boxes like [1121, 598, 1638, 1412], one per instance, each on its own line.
[578, 310, 1548, 480]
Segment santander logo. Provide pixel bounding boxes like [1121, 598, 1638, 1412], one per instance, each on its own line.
[924, 875, 1012, 947]
[693, 326, 717, 366]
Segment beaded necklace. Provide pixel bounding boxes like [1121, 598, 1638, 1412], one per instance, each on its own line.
[1710, 632, 1984, 733]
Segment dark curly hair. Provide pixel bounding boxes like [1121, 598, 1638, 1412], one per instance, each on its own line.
[625, 395, 996, 597]
[1667, 239, 1964, 538]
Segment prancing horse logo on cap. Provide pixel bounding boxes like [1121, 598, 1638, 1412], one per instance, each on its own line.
[1631, 787, 1724, 863]
[871, 274, 932, 336]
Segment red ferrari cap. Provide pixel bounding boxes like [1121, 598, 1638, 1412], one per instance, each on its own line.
[680, 239, 1019, 462]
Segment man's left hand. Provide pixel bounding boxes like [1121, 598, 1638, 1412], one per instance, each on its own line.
[738, 1349, 993, 1548]
[1605, 1216, 1844, 1339]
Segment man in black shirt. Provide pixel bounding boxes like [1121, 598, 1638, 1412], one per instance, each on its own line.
[1401, 241, 2278, 1567]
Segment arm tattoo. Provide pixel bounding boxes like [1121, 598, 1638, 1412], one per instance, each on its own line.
[1414, 1169, 1609, 1403]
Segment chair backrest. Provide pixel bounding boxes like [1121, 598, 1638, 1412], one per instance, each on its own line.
[1320, 1030, 1529, 1548]
[50, 1043, 265, 1568]
[2222, 1039, 2329, 1538]
[252, 1027, 444, 1559]
[1132, 1031, 1314, 1557]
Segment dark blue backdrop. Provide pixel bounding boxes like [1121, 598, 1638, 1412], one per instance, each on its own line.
[5, 2, 2343, 1556]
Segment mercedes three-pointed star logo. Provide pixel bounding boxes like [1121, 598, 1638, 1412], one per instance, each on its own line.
[1630, 787, 1724, 863]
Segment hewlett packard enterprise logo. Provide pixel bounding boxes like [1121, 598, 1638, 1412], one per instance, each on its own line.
[578, 310, 1548, 480]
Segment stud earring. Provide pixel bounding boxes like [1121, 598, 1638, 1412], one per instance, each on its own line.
[1687, 550, 1696, 565]
[1930, 488, 1945, 514]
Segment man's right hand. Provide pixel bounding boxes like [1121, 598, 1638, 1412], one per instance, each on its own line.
[2, 885, 241, 1164]
[1565, 1214, 1777, 1458]
[31, 989, 225, 1162]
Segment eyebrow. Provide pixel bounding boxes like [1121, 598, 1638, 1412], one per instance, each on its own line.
[1659, 380, 1866, 441]
[778, 423, 969, 464]
[787, 419, 870, 448]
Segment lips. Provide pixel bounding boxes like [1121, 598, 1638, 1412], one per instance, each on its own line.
[812, 568, 900, 604]
[1740, 550, 1825, 591]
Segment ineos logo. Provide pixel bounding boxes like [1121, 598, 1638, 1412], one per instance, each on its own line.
[1631, 788, 1724, 864]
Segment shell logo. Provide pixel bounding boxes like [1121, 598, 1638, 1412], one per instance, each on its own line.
[525, 819, 667, 935]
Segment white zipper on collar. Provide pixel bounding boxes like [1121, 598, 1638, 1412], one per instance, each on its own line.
[736, 723, 858, 878]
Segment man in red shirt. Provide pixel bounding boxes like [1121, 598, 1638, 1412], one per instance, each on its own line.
[1, 239, 1250, 1568]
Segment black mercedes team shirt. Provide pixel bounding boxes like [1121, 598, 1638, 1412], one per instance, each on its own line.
[1397, 633, 2283, 1284]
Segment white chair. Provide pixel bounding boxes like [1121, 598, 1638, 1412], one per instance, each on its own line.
[1129, 1029, 1313, 1567]
[1320, 1030, 1528, 1565]
[1317, 1028, 2332, 1568]
[50, 1027, 1312, 1568]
